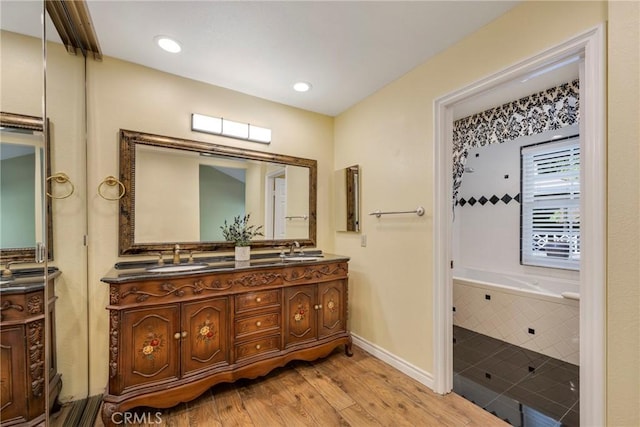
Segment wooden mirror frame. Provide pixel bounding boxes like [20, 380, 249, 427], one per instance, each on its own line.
[0, 111, 53, 262]
[118, 129, 317, 255]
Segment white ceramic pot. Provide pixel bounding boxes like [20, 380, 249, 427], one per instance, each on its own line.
[235, 246, 250, 261]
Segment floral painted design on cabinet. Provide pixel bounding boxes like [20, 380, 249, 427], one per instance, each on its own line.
[197, 320, 217, 343]
[140, 331, 163, 360]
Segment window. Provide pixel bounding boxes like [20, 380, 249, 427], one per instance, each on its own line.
[521, 137, 580, 270]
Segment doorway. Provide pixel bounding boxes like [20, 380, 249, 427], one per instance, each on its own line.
[433, 25, 606, 426]
[265, 167, 287, 239]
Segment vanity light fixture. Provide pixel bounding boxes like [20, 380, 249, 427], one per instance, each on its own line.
[192, 113, 222, 134]
[293, 81, 312, 92]
[155, 35, 182, 53]
[191, 113, 272, 144]
[221, 119, 249, 139]
[248, 125, 272, 143]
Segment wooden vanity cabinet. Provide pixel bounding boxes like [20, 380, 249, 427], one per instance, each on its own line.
[0, 271, 61, 426]
[102, 259, 351, 426]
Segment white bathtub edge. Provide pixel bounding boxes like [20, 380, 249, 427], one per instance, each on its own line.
[561, 291, 581, 300]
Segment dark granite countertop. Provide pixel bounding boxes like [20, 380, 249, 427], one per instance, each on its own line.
[101, 251, 349, 284]
[0, 267, 61, 294]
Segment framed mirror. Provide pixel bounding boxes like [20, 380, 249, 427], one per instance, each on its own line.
[334, 165, 360, 232]
[0, 111, 53, 262]
[119, 129, 317, 255]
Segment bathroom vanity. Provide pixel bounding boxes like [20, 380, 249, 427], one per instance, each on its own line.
[100, 254, 351, 426]
[0, 268, 61, 426]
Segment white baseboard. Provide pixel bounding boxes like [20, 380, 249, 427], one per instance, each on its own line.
[351, 333, 434, 390]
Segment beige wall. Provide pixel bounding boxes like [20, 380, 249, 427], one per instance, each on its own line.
[85, 56, 334, 394]
[1, 31, 89, 402]
[46, 40, 89, 403]
[334, 1, 635, 425]
[607, 1, 640, 426]
[335, 0, 607, 373]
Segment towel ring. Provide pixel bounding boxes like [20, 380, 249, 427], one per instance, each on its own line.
[98, 176, 126, 201]
[46, 173, 74, 199]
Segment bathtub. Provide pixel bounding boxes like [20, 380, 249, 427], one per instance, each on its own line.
[453, 267, 580, 365]
[453, 267, 580, 300]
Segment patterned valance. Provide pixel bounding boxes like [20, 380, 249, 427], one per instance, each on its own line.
[452, 79, 579, 203]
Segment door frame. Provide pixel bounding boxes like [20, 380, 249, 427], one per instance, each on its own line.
[432, 25, 606, 425]
[264, 166, 287, 239]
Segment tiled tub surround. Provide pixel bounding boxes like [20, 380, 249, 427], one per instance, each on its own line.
[453, 124, 580, 278]
[453, 326, 579, 427]
[453, 269, 579, 365]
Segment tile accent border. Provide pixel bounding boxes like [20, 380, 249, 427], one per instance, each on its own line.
[457, 193, 520, 207]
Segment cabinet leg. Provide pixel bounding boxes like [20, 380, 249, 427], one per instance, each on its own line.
[101, 402, 118, 427]
[345, 335, 354, 357]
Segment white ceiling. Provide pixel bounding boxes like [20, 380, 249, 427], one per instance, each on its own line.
[86, 1, 524, 116]
[2, 1, 524, 117]
[4, 1, 579, 120]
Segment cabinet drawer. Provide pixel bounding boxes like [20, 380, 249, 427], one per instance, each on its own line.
[235, 312, 280, 340]
[235, 335, 280, 362]
[0, 290, 44, 321]
[235, 290, 280, 313]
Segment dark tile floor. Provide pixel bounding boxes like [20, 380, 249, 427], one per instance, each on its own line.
[453, 326, 579, 427]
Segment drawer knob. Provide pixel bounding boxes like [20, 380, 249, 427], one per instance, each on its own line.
[256, 297, 262, 303]
[314, 304, 319, 310]
[182, 331, 188, 338]
[256, 321, 262, 327]
[174, 332, 181, 340]
[255, 344, 261, 350]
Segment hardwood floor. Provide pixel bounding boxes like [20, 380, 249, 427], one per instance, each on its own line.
[53, 346, 508, 426]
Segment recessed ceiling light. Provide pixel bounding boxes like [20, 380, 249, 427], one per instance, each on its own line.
[155, 36, 181, 53]
[293, 81, 312, 92]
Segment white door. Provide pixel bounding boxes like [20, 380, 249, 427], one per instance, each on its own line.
[274, 177, 286, 239]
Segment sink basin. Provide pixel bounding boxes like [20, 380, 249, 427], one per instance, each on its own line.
[147, 263, 209, 273]
[283, 256, 322, 262]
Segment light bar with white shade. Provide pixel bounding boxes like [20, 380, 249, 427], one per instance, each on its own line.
[191, 113, 271, 144]
[191, 113, 222, 135]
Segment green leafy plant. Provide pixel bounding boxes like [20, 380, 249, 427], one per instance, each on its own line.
[220, 214, 264, 247]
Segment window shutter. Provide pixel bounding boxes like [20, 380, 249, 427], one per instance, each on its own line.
[521, 137, 580, 270]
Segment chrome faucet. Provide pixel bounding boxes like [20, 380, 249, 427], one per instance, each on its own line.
[289, 241, 300, 255]
[173, 244, 181, 264]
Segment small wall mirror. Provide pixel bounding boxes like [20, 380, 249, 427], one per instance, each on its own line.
[119, 129, 317, 255]
[0, 112, 53, 262]
[334, 165, 360, 232]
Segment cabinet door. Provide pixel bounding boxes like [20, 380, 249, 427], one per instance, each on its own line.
[284, 285, 316, 348]
[182, 298, 229, 377]
[0, 326, 27, 423]
[317, 280, 346, 339]
[120, 305, 180, 392]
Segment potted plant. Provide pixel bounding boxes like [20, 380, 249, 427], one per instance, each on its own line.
[220, 214, 264, 261]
